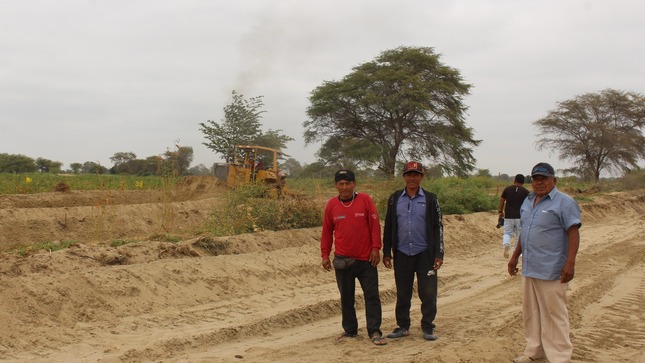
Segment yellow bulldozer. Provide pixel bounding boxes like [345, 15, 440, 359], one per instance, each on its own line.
[224, 145, 288, 194]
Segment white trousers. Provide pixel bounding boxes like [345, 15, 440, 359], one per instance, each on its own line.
[503, 218, 521, 249]
[522, 277, 573, 363]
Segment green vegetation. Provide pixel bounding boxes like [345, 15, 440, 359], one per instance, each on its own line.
[203, 183, 322, 236]
[0, 173, 173, 194]
[534, 89, 645, 182]
[304, 46, 479, 177]
[148, 233, 183, 243]
[9, 240, 78, 256]
[426, 176, 498, 215]
[199, 90, 293, 163]
[2, 170, 643, 255]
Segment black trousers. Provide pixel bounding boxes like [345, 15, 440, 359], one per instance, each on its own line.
[393, 250, 438, 332]
[335, 260, 382, 338]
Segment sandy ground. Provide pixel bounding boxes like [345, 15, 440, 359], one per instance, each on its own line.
[0, 179, 643, 363]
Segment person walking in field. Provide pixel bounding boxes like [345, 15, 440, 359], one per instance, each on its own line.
[508, 162, 581, 363]
[320, 169, 387, 346]
[498, 174, 530, 258]
[382, 161, 444, 341]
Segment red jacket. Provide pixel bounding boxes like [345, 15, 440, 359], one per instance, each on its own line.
[320, 193, 382, 260]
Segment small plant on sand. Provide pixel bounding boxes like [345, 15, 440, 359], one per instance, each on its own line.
[10, 240, 78, 256]
[205, 183, 322, 236]
[148, 233, 182, 243]
[109, 239, 139, 247]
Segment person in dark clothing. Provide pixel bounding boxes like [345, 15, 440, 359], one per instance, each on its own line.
[320, 169, 386, 346]
[499, 174, 530, 258]
[382, 161, 444, 341]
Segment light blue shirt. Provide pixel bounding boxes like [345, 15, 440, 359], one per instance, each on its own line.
[519, 186, 581, 280]
[395, 188, 428, 256]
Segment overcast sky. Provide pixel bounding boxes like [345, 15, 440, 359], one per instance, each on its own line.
[2, 0, 643, 176]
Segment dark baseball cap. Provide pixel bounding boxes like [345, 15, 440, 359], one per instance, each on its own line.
[334, 169, 356, 182]
[531, 162, 555, 177]
[402, 161, 424, 175]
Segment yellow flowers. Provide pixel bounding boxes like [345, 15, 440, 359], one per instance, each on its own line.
[25, 177, 32, 184]
[135, 180, 144, 189]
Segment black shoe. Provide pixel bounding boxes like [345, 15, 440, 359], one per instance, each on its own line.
[422, 329, 438, 341]
[386, 327, 410, 338]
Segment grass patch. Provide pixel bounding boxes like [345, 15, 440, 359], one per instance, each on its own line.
[148, 233, 182, 243]
[0, 173, 173, 195]
[10, 240, 78, 256]
[109, 239, 139, 247]
[428, 176, 498, 215]
[204, 183, 322, 236]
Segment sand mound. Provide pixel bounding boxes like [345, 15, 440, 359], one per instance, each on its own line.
[0, 176, 227, 248]
[0, 190, 643, 362]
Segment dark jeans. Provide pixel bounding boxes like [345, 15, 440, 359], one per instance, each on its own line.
[393, 250, 438, 332]
[335, 259, 382, 337]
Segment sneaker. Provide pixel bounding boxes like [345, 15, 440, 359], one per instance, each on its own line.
[386, 327, 409, 338]
[504, 245, 510, 258]
[422, 329, 438, 341]
[512, 356, 540, 363]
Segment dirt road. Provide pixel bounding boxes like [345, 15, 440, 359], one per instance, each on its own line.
[0, 190, 643, 362]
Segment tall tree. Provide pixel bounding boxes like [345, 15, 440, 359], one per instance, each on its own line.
[110, 152, 137, 166]
[317, 137, 382, 171]
[200, 90, 264, 162]
[35, 158, 63, 173]
[69, 162, 82, 174]
[281, 157, 303, 177]
[534, 89, 645, 181]
[164, 146, 194, 175]
[200, 91, 293, 162]
[304, 46, 480, 177]
[0, 153, 37, 173]
[253, 129, 294, 151]
[81, 161, 108, 174]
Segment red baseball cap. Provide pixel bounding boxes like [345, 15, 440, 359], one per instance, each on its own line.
[402, 161, 424, 175]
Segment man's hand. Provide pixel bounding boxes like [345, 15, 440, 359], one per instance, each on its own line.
[369, 249, 381, 267]
[322, 258, 331, 271]
[508, 257, 519, 276]
[433, 258, 443, 270]
[561, 262, 575, 283]
[383, 256, 392, 269]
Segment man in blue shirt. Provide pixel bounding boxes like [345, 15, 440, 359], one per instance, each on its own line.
[508, 162, 581, 363]
[383, 161, 444, 341]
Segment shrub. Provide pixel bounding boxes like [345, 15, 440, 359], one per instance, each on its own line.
[205, 183, 322, 236]
[425, 177, 498, 214]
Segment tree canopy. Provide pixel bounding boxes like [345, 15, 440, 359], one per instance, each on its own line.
[200, 90, 293, 163]
[0, 153, 37, 173]
[303, 46, 480, 177]
[110, 152, 137, 166]
[108, 147, 193, 176]
[35, 158, 63, 173]
[534, 89, 645, 181]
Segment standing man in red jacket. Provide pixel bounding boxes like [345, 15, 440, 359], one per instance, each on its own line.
[320, 169, 386, 346]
